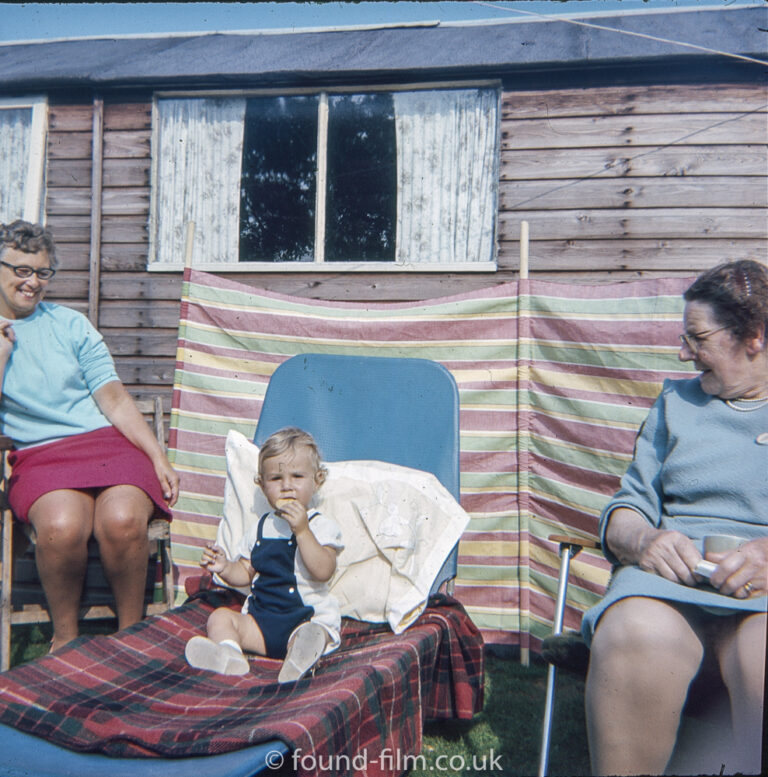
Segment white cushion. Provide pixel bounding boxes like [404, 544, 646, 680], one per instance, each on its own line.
[218, 429, 469, 633]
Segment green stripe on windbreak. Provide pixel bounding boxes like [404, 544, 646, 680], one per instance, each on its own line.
[528, 436, 629, 477]
[465, 514, 518, 532]
[460, 436, 516, 453]
[463, 610, 520, 631]
[459, 388, 518, 406]
[524, 293, 685, 317]
[187, 282, 520, 320]
[172, 545, 213, 564]
[461, 471, 518, 490]
[530, 392, 649, 426]
[171, 449, 226, 472]
[175, 495, 224, 516]
[181, 327, 514, 362]
[530, 343, 682, 371]
[458, 564, 519, 583]
[173, 414, 256, 437]
[528, 476, 610, 515]
[176, 369, 267, 396]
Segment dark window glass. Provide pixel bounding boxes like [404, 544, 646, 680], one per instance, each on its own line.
[239, 95, 318, 262]
[325, 93, 396, 262]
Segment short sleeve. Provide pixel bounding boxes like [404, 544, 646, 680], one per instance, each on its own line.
[74, 315, 119, 392]
[309, 512, 344, 551]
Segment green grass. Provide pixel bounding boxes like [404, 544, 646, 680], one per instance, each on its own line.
[414, 653, 590, 777]
[11, 630, 590, 776]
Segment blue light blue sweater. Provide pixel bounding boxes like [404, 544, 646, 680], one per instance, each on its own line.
[0, 302, 118, 448]
[582, 378, 768, 642]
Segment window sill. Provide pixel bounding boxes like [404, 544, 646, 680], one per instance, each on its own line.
[148, 261, 498, 273]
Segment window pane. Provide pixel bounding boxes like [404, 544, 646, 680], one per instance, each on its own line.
[326, 93, 396, 262]
[0, 108, 32, 223]
[239, 96, 318, 262]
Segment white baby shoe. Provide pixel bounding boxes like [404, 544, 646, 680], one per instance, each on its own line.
[185, 635, 250, 676]
[278, 622, 327, 683]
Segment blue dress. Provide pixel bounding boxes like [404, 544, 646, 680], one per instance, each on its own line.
[581, 378, 768, 643]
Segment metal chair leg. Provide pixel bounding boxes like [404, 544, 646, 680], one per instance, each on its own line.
[538, 541, 580, 777]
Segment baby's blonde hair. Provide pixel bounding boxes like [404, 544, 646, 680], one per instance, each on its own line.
[257, 427, 326, 483]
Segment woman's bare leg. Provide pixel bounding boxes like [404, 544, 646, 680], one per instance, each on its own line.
[585, 597, 705, 775]
[713, 612, 766, 775]
[93, 484, 152, 631]
[28, 489, 95, 651]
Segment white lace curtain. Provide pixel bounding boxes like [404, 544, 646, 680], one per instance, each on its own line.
[154, 98, 246, 264]
[0, 108, 32, 224]
[153, 89, 498, 265]
[394, 89, 498, 264]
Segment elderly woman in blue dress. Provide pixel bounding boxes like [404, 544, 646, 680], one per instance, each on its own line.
[582, 259, 767, 776]
[0, 220, 179, 653]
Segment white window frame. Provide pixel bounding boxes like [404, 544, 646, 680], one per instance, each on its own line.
[0, 95, 48, 224]
[149, 81, 500, 273]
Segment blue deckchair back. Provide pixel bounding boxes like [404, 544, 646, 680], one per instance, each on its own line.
[254, 354, 461, 592]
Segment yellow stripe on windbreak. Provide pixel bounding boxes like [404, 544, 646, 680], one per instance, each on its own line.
[529, 366, 664, 399]
[460, 540, 520, 557]
[177, 347, 278, 376]
[171, 520, 219, 540]
[173, 408, 259, 428]
[450, 367, 518, 383]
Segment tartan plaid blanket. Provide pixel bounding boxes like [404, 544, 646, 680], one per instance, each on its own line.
[0, 591, 483, 777]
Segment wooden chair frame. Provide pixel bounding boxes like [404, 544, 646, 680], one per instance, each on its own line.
[0, 398, 174, 671]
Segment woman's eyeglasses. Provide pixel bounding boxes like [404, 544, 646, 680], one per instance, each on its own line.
[0, 260, 56, 280]
[679, 325, 728, 353]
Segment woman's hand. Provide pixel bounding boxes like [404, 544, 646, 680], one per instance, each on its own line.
[708, 537, 768, 598]
[605, 507, 702, 586]
[636, 529, 702, 587]
[153, 456, 180, 507]
[0, 321, 16, 361]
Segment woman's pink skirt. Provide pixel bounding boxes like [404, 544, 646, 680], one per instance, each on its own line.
[7, 426, 173, 522]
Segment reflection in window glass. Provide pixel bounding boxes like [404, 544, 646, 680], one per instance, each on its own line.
[326, 93, 396, 262]
[239, 95, 318, 262]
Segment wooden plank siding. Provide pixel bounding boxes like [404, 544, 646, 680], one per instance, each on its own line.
[39, 82, 767, 412]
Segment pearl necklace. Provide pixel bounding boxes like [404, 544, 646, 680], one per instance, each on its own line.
[725, 395, 768, 412]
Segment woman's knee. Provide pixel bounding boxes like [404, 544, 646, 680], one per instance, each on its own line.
[717, 612, 767, 694]
[94, 486, 152, 546]
[28, 495, 93, 551]
[591, 597, 704, 670]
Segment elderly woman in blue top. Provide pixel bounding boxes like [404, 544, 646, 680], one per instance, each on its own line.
[0, 220, 179, 653]
[582, 259, 768, 776]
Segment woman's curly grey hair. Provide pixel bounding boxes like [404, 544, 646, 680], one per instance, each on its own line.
[0, 220, 57, 268]
[684, 259, 768, 343]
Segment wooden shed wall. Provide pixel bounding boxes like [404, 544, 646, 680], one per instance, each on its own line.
[41, 81, 768, 414]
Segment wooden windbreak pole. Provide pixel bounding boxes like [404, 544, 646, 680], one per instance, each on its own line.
[520, 220, 529, 280]
[87, 95, 104, 325]
[184, 221, 195, 269]
[518, 219, 530, 665]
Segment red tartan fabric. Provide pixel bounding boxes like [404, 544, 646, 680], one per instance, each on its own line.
[0, 592, 483, 777]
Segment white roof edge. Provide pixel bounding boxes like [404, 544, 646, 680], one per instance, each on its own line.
[0, 3, 760, 49]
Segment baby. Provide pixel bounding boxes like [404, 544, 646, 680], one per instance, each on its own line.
[185, 427, 343, 681]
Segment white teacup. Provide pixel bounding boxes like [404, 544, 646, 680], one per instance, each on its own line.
[703, 534, 746, 555]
